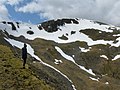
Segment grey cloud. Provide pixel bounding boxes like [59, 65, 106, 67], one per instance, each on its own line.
[16, 0, 120, 25]
[0, 0, 23, 21]
[1, 0, 120, 25]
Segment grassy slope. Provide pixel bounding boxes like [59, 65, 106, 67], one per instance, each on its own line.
[0, 45, 54, 90]
[29, 38, 120, 90]
[0, 31, 74, 90]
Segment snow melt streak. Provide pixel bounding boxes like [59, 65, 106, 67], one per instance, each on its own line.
[4, 38, 40, 60]
[55, 46, 96, 76]
[112, 55, 120, 61]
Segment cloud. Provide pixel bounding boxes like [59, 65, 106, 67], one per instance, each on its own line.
[0, 0, 23, 21]
[16, 0, 120, 25]
[7, 0, 23, 5]
[0, 0, 120, 25]
[104, 1, 120, 25]
[0, 1, 9, 21]
[17, 1, 41, 13]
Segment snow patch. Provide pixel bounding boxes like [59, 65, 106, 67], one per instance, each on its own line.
[54, 59, 63, 65]
[111, 37, 120, 47]
[55, 46, 75, 63]
[33, 61, 36, 63]
[4, 38, 40, 61]
[99, 31, 102, 33]
[105, 82, 109, 85]
[100, 55, 108, 60]
[113, 34, 120, 37]
[78, 65, 96, 76]
[72, 55, 75, 58]
[89, 77, 99, 82]
[55, 46, 96, 76]
[102, 74, 108, 77]
[72, 84, 77, 90]
[79, 47, 90, 52]
[112, 55, 120, 61]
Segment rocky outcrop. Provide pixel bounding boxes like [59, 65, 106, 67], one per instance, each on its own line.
[38, 18, 79, 32]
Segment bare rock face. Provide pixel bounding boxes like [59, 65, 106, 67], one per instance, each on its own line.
[2, 21, 17, 30]
[38, 18, 79, 32]
[27, 30, 34, 35]
[7, 22, 17, 30]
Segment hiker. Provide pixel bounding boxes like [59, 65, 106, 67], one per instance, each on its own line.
[22, 43, 27, 69]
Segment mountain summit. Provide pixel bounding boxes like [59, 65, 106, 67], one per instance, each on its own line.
[0, 18, 120, 90]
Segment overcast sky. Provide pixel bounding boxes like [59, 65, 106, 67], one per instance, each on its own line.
[0, 0, 120, 25]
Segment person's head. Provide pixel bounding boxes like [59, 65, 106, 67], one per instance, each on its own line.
[24, 43, 27, 47]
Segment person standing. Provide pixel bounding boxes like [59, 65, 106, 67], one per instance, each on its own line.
[22, 43, 27, 69]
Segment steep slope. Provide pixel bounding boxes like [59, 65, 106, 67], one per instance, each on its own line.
[0, 45, 54, 90]
[0, 30, 74, 90]
[0, 18, 120, 90]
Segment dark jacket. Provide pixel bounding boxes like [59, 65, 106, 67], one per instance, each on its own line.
[22, 47, 27, 60]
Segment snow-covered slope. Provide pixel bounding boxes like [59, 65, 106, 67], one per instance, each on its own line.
[0, 18, 120, 46]
[1, 18, 120, 67]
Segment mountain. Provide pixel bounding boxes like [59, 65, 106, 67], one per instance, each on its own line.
[0, 18, 120, 90]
